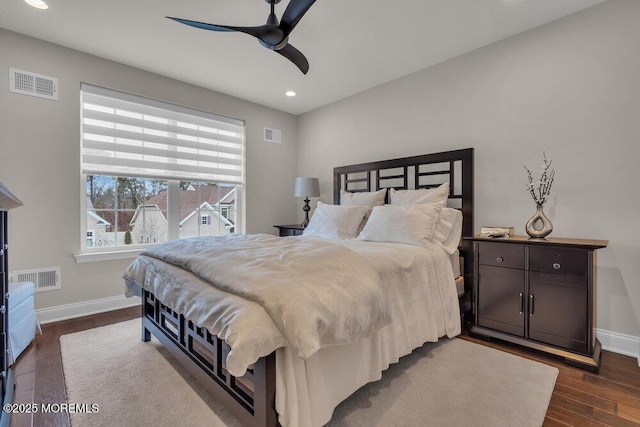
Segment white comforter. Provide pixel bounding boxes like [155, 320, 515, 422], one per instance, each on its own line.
[124, 234, 461, 426]
[277, 238, 461, 426]
[124, 234, 389, 373]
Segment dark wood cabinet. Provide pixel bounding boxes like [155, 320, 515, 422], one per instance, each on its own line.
[0, 182, 22, 427]
[273, 224, 305, 237]
[467, 235, 608, 372]
[0, 212, 6, 380]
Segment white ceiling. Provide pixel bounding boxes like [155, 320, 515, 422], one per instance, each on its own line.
[0, 0, 606, 115]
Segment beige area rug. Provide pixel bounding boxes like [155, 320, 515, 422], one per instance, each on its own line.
[60, 319, 558, 427]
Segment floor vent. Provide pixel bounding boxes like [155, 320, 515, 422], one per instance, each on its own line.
[264, 127, 282, 144]
[9, 68, 59, 101]
[10, 267, 61, 292]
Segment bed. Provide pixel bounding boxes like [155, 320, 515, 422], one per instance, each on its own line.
[123, 148, 474, 426]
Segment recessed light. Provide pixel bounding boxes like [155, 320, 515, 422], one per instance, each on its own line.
[25, 0, 48, 9]
[285, 91, 297, 97]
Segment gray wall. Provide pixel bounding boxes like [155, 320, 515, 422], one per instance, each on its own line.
[298, 0, 640, 338]
[0, 29, 299, 310]
[1, 0, 638, 341]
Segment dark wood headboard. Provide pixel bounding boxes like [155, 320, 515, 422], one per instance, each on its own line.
[333, 148, 474, 312]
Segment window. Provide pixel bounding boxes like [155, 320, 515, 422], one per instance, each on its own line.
[220, 206, 230, 219]
[87, 176, 169, 247]
[80, 84, 245, 254]
[86, 230, 95, 248]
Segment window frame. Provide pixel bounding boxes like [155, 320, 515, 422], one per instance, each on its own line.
[76, 85, 246, 263]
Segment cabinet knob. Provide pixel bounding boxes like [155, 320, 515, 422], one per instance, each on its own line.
[496, 257, 504, 263]
[552, 263, 561, 270]
[0, 306, 5, 314]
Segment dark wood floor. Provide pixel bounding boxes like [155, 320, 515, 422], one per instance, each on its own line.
[8, 306, 640, 427]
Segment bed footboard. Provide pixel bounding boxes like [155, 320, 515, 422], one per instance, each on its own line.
[141, 289, 278, 427]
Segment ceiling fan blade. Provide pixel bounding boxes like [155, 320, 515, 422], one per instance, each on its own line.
[280, 0, 317, 36]
[167, 17, 267, 39]
[276, 43, 309, 74]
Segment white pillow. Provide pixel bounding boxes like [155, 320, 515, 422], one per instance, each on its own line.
[357, 203, 442, 247]
[303, 202, 370, 239]
[340, 188, 387, 233]
[340, 189, 386, 209]
[434, 207, 463, 254]
[389, 182, 449, 206]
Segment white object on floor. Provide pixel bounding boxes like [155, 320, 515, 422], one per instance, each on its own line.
[8, 281, 41, 364]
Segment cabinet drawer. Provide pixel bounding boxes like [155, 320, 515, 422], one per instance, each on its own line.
[279, 228, 303, 237]
[530, 247, 588, 276]
[478, 242, 525, 269]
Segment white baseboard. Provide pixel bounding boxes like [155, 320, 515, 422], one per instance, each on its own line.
[32, 298, 640, 367]
[597, 328, 640, 366]
[36, 294, 141, 325]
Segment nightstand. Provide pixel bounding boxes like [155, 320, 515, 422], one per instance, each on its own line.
[273, 224, 305, 237]
[465, 235, 608, 372]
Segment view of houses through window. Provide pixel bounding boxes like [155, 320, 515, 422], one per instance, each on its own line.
[86, 176, 236, 248]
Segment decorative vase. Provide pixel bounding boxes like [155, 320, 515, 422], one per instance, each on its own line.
[525, 204, 553, 238]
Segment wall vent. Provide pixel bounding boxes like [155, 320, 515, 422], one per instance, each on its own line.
[264, 127, 282, 144]
[10, 267, 61, 292]
[9, 68, 59, 101]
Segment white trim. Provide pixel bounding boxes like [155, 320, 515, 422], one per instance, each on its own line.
[218, 187, 236, 204]
[129, 203, 165, 227]
[167, 181, 180, 240]
[36, 294, 141, 324]
[181, 201, 234, 228]
[74, 248, 145, 263]
[596, 328, 640, 365]
[87, 210, 110, 226]
[80, 174, 88, 251]
[34, 296, 640, 365]
[180, 200, 209, 225]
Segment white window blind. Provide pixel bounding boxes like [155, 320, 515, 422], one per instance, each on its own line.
[81, 84, 245, 184]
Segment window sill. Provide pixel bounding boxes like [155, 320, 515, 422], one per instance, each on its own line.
[74, 248, 144, 263]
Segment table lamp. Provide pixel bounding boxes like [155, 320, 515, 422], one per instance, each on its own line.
[294, 177, 320, 227]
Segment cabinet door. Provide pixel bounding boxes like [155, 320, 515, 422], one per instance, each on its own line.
[0, 214, 6, 397]
[528, 271, 588, 354]
[0, 214, 4, 274]
[477, 265, 525, 337]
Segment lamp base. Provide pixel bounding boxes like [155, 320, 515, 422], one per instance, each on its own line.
[301, 197, 311, 228]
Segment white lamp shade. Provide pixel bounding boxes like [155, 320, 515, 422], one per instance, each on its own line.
[294, 177, 320, 198]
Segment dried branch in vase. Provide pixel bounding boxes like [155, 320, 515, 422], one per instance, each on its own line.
[523, 152, 555, 206]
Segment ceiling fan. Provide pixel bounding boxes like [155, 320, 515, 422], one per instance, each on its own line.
[167, 0, 317, 74]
